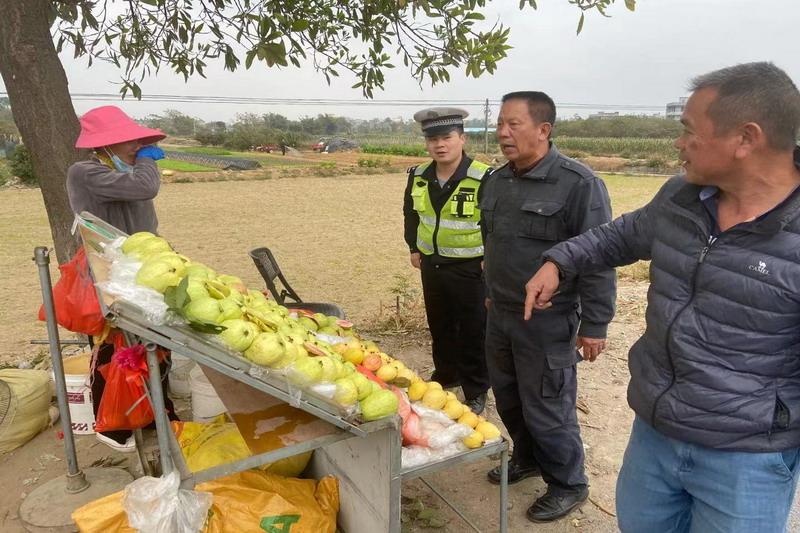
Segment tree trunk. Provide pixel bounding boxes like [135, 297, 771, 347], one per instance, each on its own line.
[0, 0, 82, 264]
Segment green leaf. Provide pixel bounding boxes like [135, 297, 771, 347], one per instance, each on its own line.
[291, 19, 310, 31]
[164, 286, 178, 310]
[625, 0, 636, 10]
[244, 49, 256, 69]
[576, 12, 585, 35]
[165, 276, 190, 310]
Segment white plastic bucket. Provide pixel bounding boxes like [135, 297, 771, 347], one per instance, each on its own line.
[56, 353, 96, 435]
[189, 365, 226, 423]
[168, 354, 196, 399]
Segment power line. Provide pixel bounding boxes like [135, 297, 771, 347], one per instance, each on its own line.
[0, 92, 667, 111]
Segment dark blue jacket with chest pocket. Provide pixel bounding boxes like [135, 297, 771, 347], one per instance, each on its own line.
[479, 145, 616, 351]
[545, 153, 800, 452]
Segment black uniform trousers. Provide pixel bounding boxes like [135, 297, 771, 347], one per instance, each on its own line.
[420, 256, 490, 400]
[486, 304, 587, 491]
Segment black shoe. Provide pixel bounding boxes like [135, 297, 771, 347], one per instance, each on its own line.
[428, 371, 460, 389]
[464, 393, 487, 415]
[526, 486, 589, 523]
[487, 460, 540, 485]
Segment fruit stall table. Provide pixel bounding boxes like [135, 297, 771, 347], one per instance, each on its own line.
[76, 212, 510, 532]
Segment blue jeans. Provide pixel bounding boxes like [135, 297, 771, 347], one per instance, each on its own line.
[617, 417, 800, 533]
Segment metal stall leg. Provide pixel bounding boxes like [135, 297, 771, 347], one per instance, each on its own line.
[20, 247, 133, 531]
[500, 446, 509, 533]
[144, 342, 173, 475]
[33, 246, 89, 493]
[133, 429, 153, 477]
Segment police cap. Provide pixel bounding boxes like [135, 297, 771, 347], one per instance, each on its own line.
[413, 107, 469, 137]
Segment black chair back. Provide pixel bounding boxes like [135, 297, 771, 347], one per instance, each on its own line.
[248, 247, 301, 304]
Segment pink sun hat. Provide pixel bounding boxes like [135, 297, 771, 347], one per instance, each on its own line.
[75, 105, 166, 149]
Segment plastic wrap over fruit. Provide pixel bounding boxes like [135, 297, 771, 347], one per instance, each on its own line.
[282, 378, 304, 408]
[91, 237, 176, 324]
[246, 365, 270, 380]
[427, 423, 473, 449]
[411, 403, 453, 426]
[406, 403, 472, 449]
[314, 332, 349, 345]
[402, 441, 467, 469]
[401, 445, 435, 469]
[308, 382, 337, 400]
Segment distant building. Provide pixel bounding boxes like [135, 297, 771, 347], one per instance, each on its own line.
[666, 97, 689, 120]
[588, 111, 620, 120]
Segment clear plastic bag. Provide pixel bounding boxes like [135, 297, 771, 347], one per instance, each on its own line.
[122, 471, 212, 533]
[401, 445, 434, 469]
[427, 423, 473, 449]
[313, 332, 348, 345]
[95, 237, 175, 324]
[401, 440, 469, 469]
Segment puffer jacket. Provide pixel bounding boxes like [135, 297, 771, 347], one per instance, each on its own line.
[545, 160, 800, 452]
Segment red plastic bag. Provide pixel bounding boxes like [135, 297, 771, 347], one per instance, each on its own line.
[94, 344, 154, 432]
[37, 248, 105, 336]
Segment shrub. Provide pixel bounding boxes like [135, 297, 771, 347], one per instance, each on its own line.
[10, 145, 36, 185]
[0, 159, 11, 185]
[361, 144, 428, 157]
[357, 157, 391, 168]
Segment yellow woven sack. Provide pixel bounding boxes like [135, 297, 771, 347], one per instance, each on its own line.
[171, 416, 312, 476]
[0, 369, 52, 454]
[201, 471, 339, 533]
[72, 471, 339, 533]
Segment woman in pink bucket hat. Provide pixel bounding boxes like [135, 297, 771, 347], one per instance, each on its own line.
[67, 105, 177, 452]
[67, 105, 167, 236]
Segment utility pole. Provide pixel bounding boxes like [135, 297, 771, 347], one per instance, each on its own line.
[483, 98, 490, 154]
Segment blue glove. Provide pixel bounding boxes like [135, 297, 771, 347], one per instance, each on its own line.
[136, 145, 165, 161]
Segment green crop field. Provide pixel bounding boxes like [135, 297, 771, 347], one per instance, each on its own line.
[555, 137, 678, 160]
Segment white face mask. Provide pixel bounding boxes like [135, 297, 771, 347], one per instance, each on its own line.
[103, 148, 133, 172]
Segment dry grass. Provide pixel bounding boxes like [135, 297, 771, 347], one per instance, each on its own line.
[0, 169, 665, 366]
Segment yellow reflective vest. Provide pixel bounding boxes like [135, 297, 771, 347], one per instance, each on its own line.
[410, 159, 490, 258]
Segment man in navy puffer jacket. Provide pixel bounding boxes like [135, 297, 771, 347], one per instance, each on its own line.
[525, 62, 800, 532]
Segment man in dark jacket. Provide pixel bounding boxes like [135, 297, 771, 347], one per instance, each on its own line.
[480, 92, 616, 522]
[525, 62, 800, 532]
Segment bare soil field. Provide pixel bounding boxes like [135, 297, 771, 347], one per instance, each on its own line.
[0, 164, 666, 532]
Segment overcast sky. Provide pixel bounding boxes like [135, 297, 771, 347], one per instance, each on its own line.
[5, 0, 798, 123]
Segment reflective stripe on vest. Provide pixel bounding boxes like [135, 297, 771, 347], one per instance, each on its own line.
[411, 159, 490, 258]
[416, 238, 434, 254]
[438, 244, 484, 257]
[419, 213, 479, 231]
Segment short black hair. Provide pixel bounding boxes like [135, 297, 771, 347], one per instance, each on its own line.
[501, 91, 557, 125]
[690, 62, 800, 151]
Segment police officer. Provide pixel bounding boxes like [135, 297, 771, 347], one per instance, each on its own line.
[480, 92, 616, 521]
[403, 107, 491, 414]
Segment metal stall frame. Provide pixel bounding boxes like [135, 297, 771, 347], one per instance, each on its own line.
[75, 212, 508, 532]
